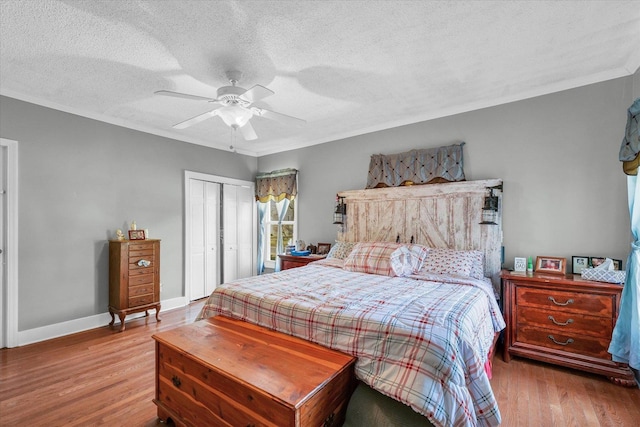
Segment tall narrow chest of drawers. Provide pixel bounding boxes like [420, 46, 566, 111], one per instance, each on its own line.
[109, 239, 161, 331]
[502, 271, 635, 386]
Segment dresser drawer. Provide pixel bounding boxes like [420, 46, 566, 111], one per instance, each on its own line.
[129, 283, 154, 297]
[128, 242, 155, 253]
[129, 294, 154, 307]
[516, 306, 612, 338]
[517, 325, 610, 359]
[516, 287, 613, 316]
[158, 344, 289, 427]
[128, 273, 154, 286]
[129, 257, 154, 269]
[128, 266, 152, 276]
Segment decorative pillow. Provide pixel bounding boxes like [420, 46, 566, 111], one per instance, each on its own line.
[343, 242, 402, 276]
[467, 250, 485, 280]
[326, 241, 356, 260]
[343, 242, 429, 277]
[390, 245, 430, 277]
[419, 248, 481, 278]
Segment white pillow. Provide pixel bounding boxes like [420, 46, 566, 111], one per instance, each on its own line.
[390, 245, 430, 277]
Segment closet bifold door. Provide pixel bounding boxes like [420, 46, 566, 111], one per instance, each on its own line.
[188, 179, 220, 301]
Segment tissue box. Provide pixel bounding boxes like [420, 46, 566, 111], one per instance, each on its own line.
[581, 268, 626, 284]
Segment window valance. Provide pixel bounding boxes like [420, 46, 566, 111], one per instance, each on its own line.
[620, 98, 640, 176]
[255, 168, 298, 203]
[366, 143, 465, 189]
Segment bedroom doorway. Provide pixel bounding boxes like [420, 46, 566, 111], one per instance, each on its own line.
[0, 138, 18, 348]
[184, 171, 255, 302]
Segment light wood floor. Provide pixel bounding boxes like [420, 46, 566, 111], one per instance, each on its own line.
[1, 300, 639, 426]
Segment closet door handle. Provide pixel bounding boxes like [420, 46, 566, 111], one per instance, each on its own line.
[548, 315, 573, 326]
[548, 296, 573, 306]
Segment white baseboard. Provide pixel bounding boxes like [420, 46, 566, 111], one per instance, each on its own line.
[16, 296, 188, 347]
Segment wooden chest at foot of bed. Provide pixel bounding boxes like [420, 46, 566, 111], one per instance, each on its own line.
[152, 316, 357, 427]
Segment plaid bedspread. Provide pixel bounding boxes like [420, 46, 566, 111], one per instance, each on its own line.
[197, 262, 505, 427]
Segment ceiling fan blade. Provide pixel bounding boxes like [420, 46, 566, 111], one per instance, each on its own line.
[238, 121, 258, 140]
[173, 108, 220, 129]
[240, 85, 274, 103]
[252, 107, 306, 127]
[155, 90, 216, 102]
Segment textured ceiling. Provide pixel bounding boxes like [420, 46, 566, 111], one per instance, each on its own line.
[1, 1, 639, 156]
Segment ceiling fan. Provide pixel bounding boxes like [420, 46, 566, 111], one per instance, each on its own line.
[155, 70, 305, 141]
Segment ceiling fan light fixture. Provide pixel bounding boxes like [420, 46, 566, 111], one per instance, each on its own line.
[217, 105, 253, 128]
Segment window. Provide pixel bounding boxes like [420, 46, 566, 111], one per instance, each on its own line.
[262, 198, 297, 269]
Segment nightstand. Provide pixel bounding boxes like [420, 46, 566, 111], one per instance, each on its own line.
[278, 254, 326, 270]
[501, 270, 636, 386]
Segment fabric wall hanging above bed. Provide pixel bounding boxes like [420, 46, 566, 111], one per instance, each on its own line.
[366, 142, 465, 189]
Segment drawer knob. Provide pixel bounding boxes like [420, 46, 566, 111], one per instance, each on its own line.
[548, 335, 574, 346]
[172, 375, 181, 388]
[548, 296, 573, 306]
[548, 315, 574, 326]
[137, 259, 151, 267]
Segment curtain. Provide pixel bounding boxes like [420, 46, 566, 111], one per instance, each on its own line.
[609, 98, 640, 371]
[274, 198, 291, 272]
[256, 202, 269, 275]
[255, 168, 297, 273]
[366, 143, 465, 189]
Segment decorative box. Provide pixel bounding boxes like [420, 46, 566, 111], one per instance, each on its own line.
[581, 268, 626, 284]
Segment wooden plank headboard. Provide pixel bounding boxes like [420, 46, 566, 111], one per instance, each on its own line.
[337, 179, 503, 293]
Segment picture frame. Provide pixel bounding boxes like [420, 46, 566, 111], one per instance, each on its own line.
[128, 229, 146, 240]
[612, 259, 623, 270]
[535, 256, 566, 275]
[590, 257, 606, 268]
[571, 256, 589, 274]
[317, 242, 332, 256]
[514, 257, 527, 272]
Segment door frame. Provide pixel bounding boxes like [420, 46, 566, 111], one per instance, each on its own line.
[184, 171, 255, 302]
[1, 138, 18, 348]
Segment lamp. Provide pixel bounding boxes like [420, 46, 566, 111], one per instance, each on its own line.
[333, 195, 346, 225]
[480, 184, 502, 225]
[216, 105, 253, 128]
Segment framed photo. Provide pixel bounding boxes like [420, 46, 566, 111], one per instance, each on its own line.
[535, 256, 566, 275]
[612, 259, 623, 270]
[590, 257, 606, 268]
[317, 242, 332, 256]
[128, 229, 146, 240]
[571, 256, 589, 274]
[514, 257, 527, 272]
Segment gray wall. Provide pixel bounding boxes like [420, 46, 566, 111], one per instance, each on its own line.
[2, 71, 638, 333]
[258, 75, 638, 272]
[0, 96, 257, 330]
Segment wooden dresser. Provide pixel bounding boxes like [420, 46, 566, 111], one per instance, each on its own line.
[502, 270, 636, 386]
[108, 239, 161, 332]
[278, 254, 325, 270]
[152, 316, 356, 427]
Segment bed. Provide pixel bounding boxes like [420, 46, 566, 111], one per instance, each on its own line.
[197, 179, 505, 427]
